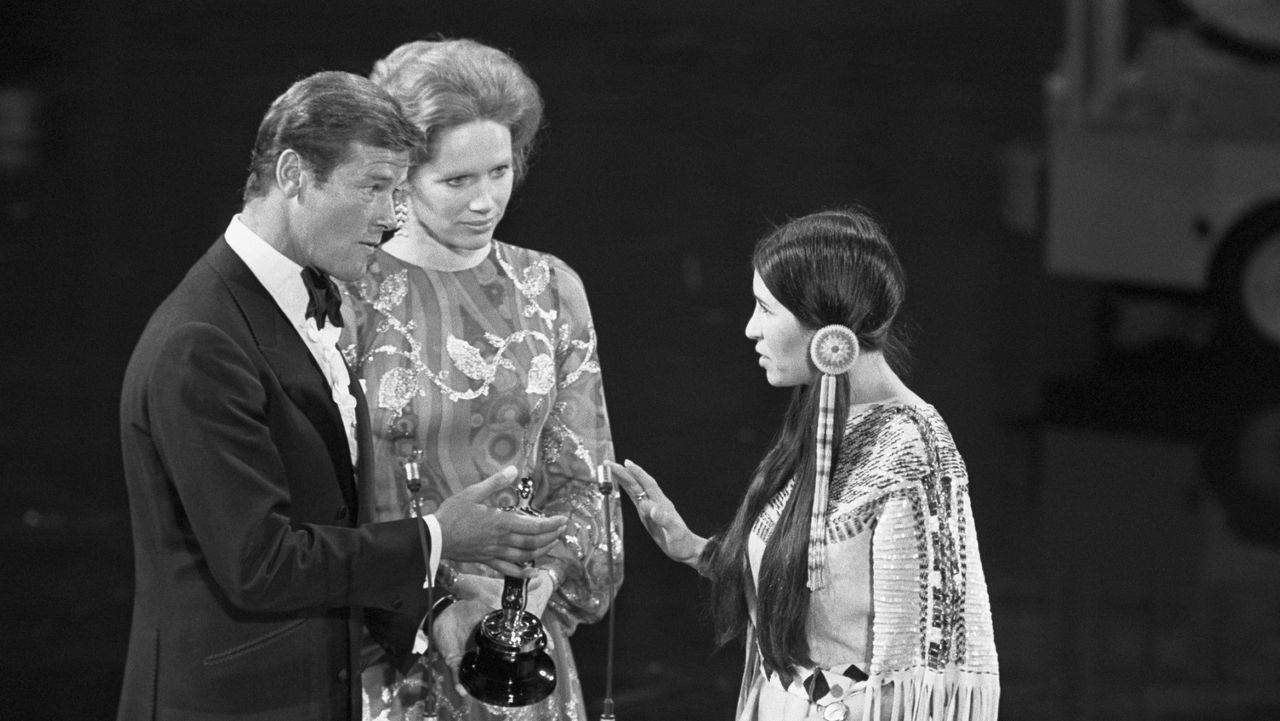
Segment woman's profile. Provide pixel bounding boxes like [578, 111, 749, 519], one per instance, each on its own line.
[609, 206, 999, 720]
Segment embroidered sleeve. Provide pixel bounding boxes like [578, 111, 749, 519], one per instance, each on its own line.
[536, 256, 622, 631]
[864, 410, 999, 721]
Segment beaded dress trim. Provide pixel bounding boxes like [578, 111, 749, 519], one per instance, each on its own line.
[744, 403, 999, 721]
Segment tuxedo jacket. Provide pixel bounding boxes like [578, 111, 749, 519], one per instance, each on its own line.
[118, 238, 429, 721]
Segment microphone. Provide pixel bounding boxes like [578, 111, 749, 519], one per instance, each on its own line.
[597, 464, 619, 721]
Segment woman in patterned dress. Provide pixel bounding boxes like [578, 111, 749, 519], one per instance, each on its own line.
[342, 38, 621, 721]
[608, 207, 999, 721]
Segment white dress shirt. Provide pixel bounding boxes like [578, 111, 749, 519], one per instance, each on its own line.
[224, 217, 441, 588]
[225, 216, 359, 464]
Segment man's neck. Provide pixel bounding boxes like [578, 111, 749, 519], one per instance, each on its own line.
[239, 198, 295, 263]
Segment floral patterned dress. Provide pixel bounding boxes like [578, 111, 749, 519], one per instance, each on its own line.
[341, 241, 622, 721]
[740, 403, 999, 721]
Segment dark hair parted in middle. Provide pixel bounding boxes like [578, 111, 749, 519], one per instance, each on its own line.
[704, 206, 910, 676]
[242, 71, 423, 202]
[369, 38, 544, 181]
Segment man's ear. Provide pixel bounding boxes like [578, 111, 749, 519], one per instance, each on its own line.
[275, 149, 303, 199]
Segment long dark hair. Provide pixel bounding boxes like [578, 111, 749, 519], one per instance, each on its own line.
[703, 206, 908, 676]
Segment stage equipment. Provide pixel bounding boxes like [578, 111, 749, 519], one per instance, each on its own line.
[597, 464, 619, 720]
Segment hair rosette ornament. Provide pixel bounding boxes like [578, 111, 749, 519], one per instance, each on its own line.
[810, 324, 860, 376]
[806, 324, 859, 591]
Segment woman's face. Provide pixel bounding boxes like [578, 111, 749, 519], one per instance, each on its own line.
[404, 119, 514, 255]
[745, 271, 814, 387]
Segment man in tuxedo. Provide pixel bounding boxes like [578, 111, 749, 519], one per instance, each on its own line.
[117, 71, 566, 721]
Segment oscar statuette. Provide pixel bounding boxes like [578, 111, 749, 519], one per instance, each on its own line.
[458, 476, 557, 706]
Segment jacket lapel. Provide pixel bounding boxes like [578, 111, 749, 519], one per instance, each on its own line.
[204, 238, 357, 503]
[347, 362, 373, 515]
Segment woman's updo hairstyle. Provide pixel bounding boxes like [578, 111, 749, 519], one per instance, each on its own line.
[370, 38, 544, 181]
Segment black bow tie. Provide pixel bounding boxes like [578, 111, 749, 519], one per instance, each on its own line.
[301, 266, 344, 330]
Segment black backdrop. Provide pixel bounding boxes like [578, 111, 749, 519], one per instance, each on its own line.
[7, 2, 1277, 719]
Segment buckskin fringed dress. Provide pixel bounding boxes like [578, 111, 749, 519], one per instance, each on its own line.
[341, 241, 621, 721]
[740, 403, 999, 721]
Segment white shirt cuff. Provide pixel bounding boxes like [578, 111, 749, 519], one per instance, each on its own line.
[414, 515, 444, 655]
[422, 514, 443, 588]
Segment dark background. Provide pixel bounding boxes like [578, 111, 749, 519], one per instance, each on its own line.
[3, 1, 1279, 719]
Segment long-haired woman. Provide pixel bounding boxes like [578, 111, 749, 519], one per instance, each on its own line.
[609, 206, 999, 721]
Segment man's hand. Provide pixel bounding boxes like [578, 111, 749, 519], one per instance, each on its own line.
[431, 572, 554, 698]
[435, 466, 567, 578]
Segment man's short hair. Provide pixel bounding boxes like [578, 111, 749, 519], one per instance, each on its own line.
[243, 71, 423, 202]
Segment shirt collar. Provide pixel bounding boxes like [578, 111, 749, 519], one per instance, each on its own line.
[224, 215, 310, 326]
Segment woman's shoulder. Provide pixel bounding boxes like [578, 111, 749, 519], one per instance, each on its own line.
[364, 247, 414, 277]
[495, 241, 584, 281]
[343, 250, 413, 313]
[494, 241, 595, 312]
[847, 401, 940, 444]
[839, 402, 958, 477]
[824, 404, 931, 525]
[849, 401, 968, 486]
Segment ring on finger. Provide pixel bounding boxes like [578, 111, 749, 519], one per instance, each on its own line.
[635, 491, 649, 502]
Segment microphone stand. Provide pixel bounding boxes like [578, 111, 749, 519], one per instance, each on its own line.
[596, 464, 618, 721]
[421, 580, 439, 721]
[405, 450, 441, 721]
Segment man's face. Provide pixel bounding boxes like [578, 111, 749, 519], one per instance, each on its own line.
[286, 142, 409, 281]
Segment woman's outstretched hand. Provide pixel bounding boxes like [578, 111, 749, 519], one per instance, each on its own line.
[606, 459, 707, 567]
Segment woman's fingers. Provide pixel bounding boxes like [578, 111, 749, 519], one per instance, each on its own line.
[444, 653, 468, 697]
[622, 459, 668, 502]
[453, 574, 505, 606]
[433, 602, 485, 697]
[604, 458, 668, 506]
[606, 459, 698, 562]
[604, 460, 643, 501]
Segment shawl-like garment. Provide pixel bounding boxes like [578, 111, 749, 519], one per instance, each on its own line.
[740, 403, 999, 721]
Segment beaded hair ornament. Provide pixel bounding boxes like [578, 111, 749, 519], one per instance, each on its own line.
[807, 324, 859, 590]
